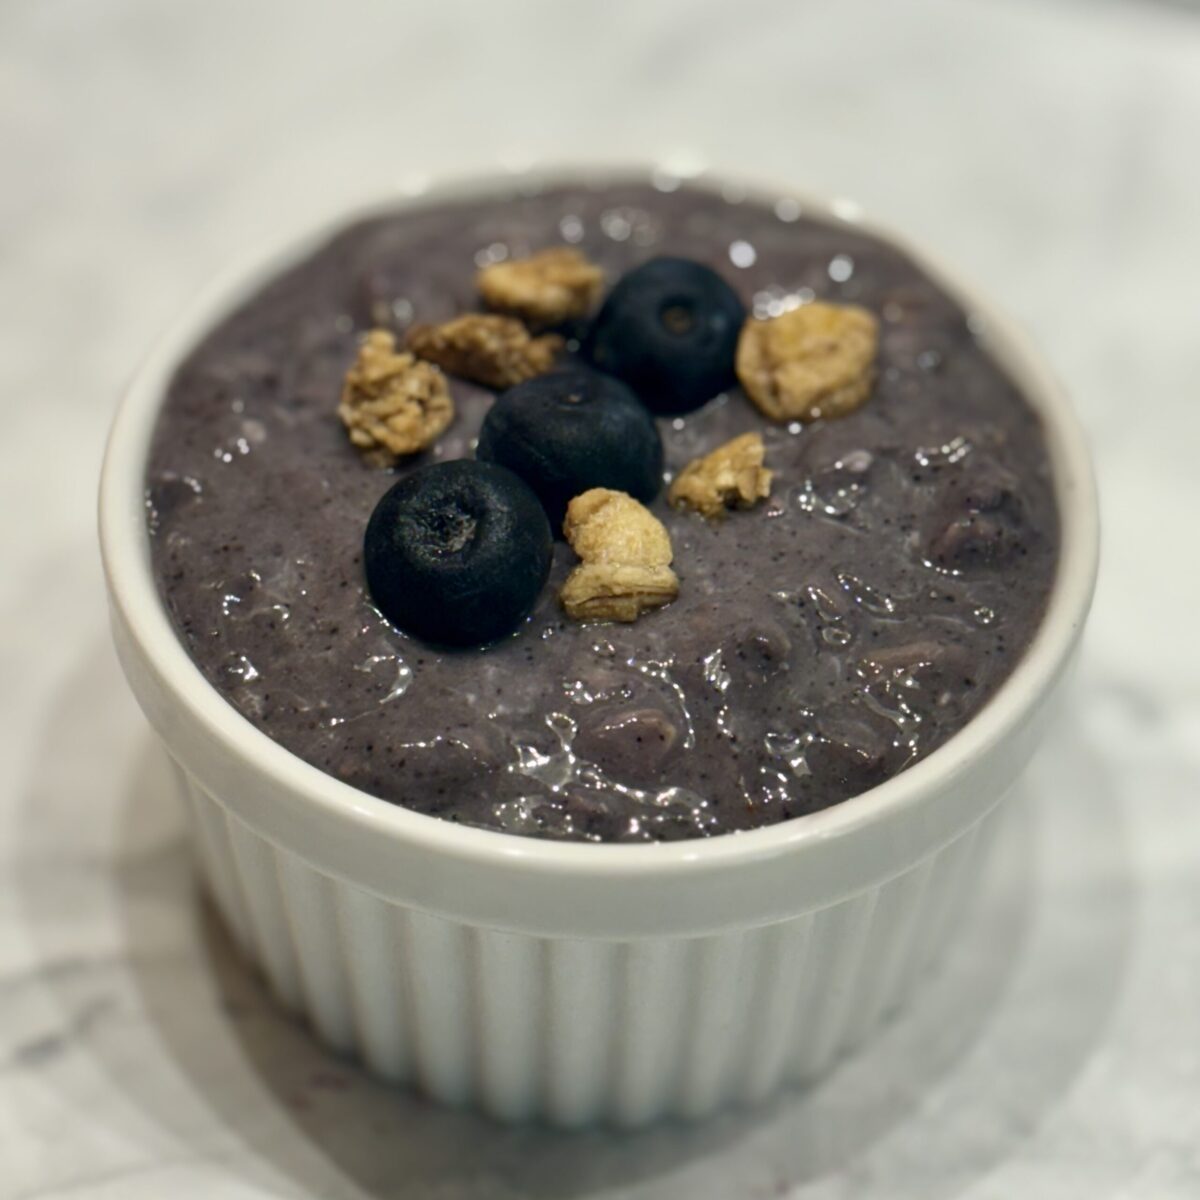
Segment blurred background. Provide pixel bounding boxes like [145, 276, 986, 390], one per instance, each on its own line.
[2, 1, 1198, 1197]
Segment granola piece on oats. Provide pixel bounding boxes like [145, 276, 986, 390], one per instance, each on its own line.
[560, 488, 679, 623]
[477, 246, 604, 326]
[668, 431, 773, 519]
[736, 302, 879, 423]
[406, 313, 563, 389]
[337, 329, 453, 464]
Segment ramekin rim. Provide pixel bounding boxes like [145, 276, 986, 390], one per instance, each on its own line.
[99, 162, 1099, 882]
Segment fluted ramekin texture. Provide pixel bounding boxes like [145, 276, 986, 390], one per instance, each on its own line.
[100, 168, 1098, 1126]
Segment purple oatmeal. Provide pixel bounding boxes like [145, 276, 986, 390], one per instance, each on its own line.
[145, 181, 1059, 842]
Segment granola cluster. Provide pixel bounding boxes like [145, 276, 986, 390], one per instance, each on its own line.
[736, 301, 879, 423]
[406, 314, 563, 390]
[337, 330, 454, 465]
[477, 247, 604, 327]
[669, 431, 773, 519]
[560, 489, 679, 623]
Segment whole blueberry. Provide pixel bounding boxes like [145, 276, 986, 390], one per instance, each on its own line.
[476, 369, 663, 530]
[364, 460, 552, 647]
[583, 257, 746, 415]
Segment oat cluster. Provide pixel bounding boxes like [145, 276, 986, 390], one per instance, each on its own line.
[736, 301, 879, 423]
[337, 329, 454, 465]
[669, 431, 773, 519]
[560, 488, 679, 623]
[406, 314, 563, 390]
[477, 247, 604, 327]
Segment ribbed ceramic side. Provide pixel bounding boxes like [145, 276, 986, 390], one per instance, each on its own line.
[179, 768, 994, 1127]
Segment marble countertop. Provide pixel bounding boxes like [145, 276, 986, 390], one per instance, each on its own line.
[3, 0, 1199, 1195]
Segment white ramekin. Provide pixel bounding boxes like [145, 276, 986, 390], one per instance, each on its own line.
[99, 167, 1098, 1128]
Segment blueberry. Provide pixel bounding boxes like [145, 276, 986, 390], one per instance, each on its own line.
[861, 640, 972, 694]
[574, 707, 680, 783]
[583, 257, 746, 414]
[805, 710, 897, 798]
[725, 620, 792, 686]
[476, 369, 663, 530]
[364, 460, 552, 647]
[928, 512, 1025, 569]
[927, 459, 1028, 570]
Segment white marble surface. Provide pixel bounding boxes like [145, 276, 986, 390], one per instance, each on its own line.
[2, 0, 1199, 1195]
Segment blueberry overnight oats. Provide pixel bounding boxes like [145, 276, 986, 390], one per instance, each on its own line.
[145, 179, 1059, 843]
